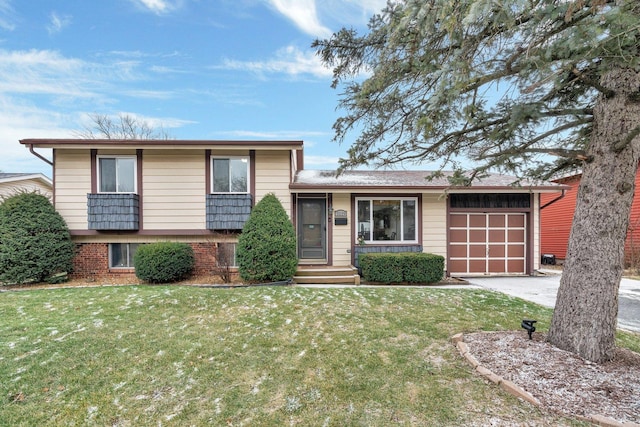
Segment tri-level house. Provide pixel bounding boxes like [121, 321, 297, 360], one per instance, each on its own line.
[20, 138, 566, 283]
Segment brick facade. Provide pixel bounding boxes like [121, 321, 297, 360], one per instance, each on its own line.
[72, 243, 111, 279]
[71, 241, 237, 282]
[190, 242, 218, 276]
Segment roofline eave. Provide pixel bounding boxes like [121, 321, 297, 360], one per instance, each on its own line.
[289, 184, 569, 192]
[19, 139, 304, 150]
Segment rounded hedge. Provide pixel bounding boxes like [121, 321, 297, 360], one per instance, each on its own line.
[237, 193, 297, 282]
[0, 192, 75, 284]
[133, 242, 195, 283]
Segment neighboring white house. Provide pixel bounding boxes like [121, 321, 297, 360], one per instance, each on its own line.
[0, 173, 53, 200]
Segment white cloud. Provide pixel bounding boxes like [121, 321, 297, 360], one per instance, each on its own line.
[267, 0, 332, 38]
[264, 0, 388, 39]
[0, 49, 98, 98]
[47, 12, 72, 35]
[221, 45, 331, 79]
[122, 89, 175, 99]
[0, 49, 155, 101]
[0, 0, 16, 31]
[129, 0, 182, 15]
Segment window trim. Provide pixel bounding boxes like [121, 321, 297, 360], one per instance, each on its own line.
[210, 155, 250, 194]
[97, 155, 138, 194]
[355, 197, 419, 244]
[108, 243, 140, 269]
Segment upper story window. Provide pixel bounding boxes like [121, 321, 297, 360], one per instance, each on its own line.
[356, 197, 418, 243]
[211, 157, 249, 193]
[98, 156, 136, 193]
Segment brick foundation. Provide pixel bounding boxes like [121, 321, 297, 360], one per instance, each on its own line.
[70, 241, 238, 282]
[190, 242, 218, 276]
[72, 243, 111, 280]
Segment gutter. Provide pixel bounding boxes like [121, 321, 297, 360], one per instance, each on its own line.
[540, 190, 566, 210]
[27, 144, 53, 167]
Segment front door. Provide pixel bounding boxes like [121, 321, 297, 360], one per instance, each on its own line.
[298, 198, 327, 260]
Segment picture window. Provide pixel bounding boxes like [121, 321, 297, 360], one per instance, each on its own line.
[356, 198, 417, 243]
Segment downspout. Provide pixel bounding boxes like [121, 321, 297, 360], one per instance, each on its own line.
[540, 190, 566, 210]
[27, 144, 53, 167]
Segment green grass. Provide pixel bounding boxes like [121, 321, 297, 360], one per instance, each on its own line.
[2, 285, 634, 426]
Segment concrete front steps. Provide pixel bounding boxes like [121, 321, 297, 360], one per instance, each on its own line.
[294, 265, 361, 285]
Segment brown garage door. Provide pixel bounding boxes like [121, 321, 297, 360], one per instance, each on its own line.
[449, 213, 526, 275]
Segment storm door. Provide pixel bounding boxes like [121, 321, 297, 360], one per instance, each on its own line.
[297, 198, 327, 260]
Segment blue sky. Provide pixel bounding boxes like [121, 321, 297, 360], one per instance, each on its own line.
[0, 0, 387, 177]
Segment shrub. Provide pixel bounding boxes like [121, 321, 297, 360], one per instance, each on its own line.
[237, 193, 297, 282]
[133, 242, 194, 283]
[0, 192, 74, 284]
[359, 252, 445, 284]
[359, 253, 404, 283]
[402, 253, 444, 283]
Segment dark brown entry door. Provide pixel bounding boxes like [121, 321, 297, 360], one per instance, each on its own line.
[298, 198, 326, 259]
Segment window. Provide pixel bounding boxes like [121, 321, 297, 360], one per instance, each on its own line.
[216, 243, 237, 267]
[356, 198, 418, 243]
[98, 156, 136, 193]
[211, 157, 249, 193]
[109, 243, 140, 268]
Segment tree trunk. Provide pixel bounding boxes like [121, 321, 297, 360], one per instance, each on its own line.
[548, 69, 640, 363]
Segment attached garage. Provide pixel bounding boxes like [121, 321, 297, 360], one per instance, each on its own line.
[448, 194, 531, 276]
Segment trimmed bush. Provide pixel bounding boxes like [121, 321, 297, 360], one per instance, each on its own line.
[134, 242, 194, 283]
[237, 193, 297, 282]
[359, 252, 444, 284]
[402, 253, 444, 283]
[0, 192, 75, 284]
[359, 253, 404, 283]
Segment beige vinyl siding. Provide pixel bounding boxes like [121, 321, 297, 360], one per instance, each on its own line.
[254, 150, 292, 216]
[143, 151, 206, 230]
[54, 150, 92, 230]
[532, 195, 540, 271]
[330, 193, 352, 266]
[421, 193, 448, 264]
[0, 179, 52, 200]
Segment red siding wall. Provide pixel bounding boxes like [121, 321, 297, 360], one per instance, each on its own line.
[540, 176, 580, 260]
[541, 171, 640, 263]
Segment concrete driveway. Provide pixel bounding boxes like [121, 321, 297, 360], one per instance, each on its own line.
[467, 270, 640, 333]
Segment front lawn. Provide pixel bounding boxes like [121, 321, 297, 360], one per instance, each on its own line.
[0, 285, 623, 425]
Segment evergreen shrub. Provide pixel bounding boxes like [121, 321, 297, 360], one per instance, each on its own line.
[134, 242, 194, 283]
[237, 193, 297, 282]
[0, 192, 75, 284]
[402, 253, 444, 283]
[359, 252, 444, 284]
[359, 253, 403, 283]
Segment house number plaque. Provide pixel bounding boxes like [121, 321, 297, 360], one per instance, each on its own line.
[334, 209, 347, 225]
